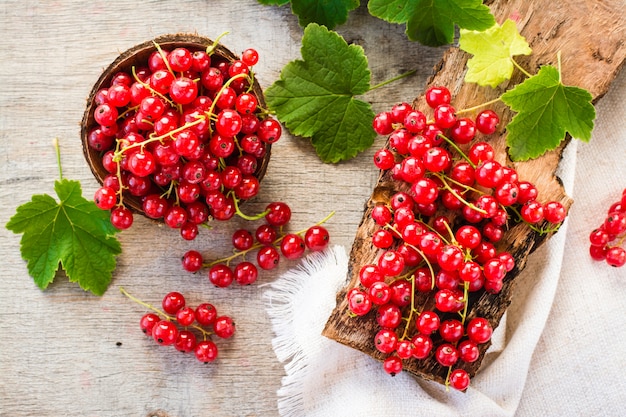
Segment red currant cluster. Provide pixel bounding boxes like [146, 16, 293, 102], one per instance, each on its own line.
[121, 288, 235, 363]
[347, 86, 568, 391]
[182, 201, 332, 286]
[589, 188, 626, 267]
[88, 42, 282, 240]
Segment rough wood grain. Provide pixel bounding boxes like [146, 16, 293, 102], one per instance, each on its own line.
[322, 0, 626, 385]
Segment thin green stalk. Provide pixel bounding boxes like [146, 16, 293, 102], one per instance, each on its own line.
[511, 56, 533, 78]
[369, 70, 417, 91]
[456, 97, 503, 116]
[53, 138, 63, 180]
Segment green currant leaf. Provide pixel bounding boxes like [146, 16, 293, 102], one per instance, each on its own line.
[290, 0, 360, 29]
[367, 0, 413, 24]
[6, 179, 121, 296]
[265, 23, 376, 163]
[369, 0, 495, 46]
[460, 19, 532, 88]
[501, 65, 596, 161]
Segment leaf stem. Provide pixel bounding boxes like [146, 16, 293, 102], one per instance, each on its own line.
[53, 138, 63, 180]
[510, 56, 533, 78]
[369, 70, 417, 91]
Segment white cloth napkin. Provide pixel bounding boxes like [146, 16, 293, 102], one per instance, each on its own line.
[263, 140, 575, 417]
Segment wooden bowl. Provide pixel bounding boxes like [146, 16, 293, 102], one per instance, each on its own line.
[80, 33, 271, 217]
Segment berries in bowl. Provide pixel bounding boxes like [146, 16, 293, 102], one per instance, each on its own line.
[81, 33, 281, 239]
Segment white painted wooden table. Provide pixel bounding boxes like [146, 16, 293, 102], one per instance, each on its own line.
[0, 2, 444, 416]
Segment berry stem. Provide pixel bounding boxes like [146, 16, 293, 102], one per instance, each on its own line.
[437, 133, 476, 168]
[119, 287, 214, 339]
[229, 192, 270, 221]
[458, 281, 470, 324]
[206, 32, 230, 56]
[400, 273, 418, 340]
[455, 97, 502, 117]
[433, 173, 488, 215]
[203, 211, 335, 267]
[369, 70, 417, 91]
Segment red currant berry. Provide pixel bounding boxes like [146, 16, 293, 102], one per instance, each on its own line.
[265, 202, 291, 226]
[439, 319, 464, 343]
[604, 211, 626, 235]
[373, 148, 396, 170]
[182, 250, 203, 273]
[169, 77, 198, 105]
[140, 313, 160, 335]
[475, 160, 504, 188]
[425, 86, 451, 108]
[152, 320, 179, 346]
[403, 110, 427, 133]
[433, 104, 457, 129]
[174, 330, 198, 353]
[372, 112, 394, 135]
[195, 340, 218, 363]
[450, 117, 476, 144]
[195, 303, 217, 326]
[434, 288, 465, 313]
[257, 245, 280, 270]
[438, 244, 465, 272]
[411, 178, 439, 205]
[544, 201, 567, 224]
[377, 250, 405, 277]
[234, 262, 259, 285]
[167, 47, 193, 72]
[110, 206, 134, 230]
[371, 204, 392, 226]
[521, 200, 545, 224]
[396, 340, 417, 360]
[590, 244, 609, 261]
[304, 225, 330, 251]
[458, 339, 480, 363]
[382, 355, 403, 376]
[347, 288, 372, 316]
[376, 303, 402, 329]
[213, 316, 236, 339]
[374, 329, 398, 354]
[467, 317, 493, 344]
[606, 246, 626, 267]
[232, 229, 254, 251]
[416, 310, 440, 335]
[257, 118, 282, 143]
[389, 279, 412, 307]
[280, 233, 306, 260]
[256, 224, 278, 245]
[94, 186, 117, 210]
[435, 343, 459, 367]
[368, 281, 392, 305]
[475, 109, 499, 134]
[208, 264, 235, 288]
[175, 307, 196, 327]
[241, 48, 259, 66]
[449, 369, 470, 391]
[411, 334, 433, 359]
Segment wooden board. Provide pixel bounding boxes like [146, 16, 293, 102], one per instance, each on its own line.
[322, 0, 626, 385]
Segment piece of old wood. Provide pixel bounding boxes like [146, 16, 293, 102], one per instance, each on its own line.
[323, 0, 625, 385]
